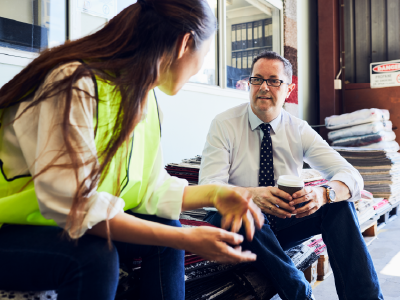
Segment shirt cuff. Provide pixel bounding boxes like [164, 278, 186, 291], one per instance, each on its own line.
[154, 176, 188, 220]
[68, 191, 125, 239]
[330, 173, 362, 202]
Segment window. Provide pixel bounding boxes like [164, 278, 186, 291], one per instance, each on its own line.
[189, 0, 218, 86]
[226, 0, 281, 90]
[0, 0, 67, 52]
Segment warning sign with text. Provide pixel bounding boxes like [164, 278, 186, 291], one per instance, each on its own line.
[370, 59, 400, 89]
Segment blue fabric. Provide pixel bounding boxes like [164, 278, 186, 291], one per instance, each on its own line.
[204, 201, 383, 300]
[0, 213, 184, 300]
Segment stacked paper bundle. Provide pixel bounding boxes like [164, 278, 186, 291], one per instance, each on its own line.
[333, 147, 400, 206]
[165, 156, 201, 185]
[325, 108, 399, 150]
[300, 168, 328, 187]
[355, 190, 376, 224]
[372, 198, 392, 216]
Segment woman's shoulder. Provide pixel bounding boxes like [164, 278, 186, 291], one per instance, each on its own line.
[39, 61, 96, 98]
[46, 61, 87, 82]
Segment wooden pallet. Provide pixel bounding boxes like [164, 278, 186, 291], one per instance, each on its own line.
[360, 219, 378, 246]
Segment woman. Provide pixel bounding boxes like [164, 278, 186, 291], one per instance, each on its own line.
[0, 0, 263, 299]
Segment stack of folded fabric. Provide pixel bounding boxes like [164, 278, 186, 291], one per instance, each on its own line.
[325, 108, 399, 150]
[165, 155, 201, 185]
[332, 147, 400, 206]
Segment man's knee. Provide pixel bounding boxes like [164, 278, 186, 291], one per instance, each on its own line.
[325, 201, 356, 215]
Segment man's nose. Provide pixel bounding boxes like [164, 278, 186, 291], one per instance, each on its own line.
[259, 80, 270, 91]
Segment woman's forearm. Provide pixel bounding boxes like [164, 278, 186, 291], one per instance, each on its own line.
[181, 184, 219, 211]
[87, 212, 187, 249]
[87, 211, 258, 264]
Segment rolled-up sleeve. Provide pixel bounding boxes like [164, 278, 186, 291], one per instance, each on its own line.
[130, 145, 188, 220]
[199, 119, 232, 186]
[301, 123, 363, 202]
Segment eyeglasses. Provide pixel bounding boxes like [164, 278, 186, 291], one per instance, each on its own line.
[249, 77, 289, 87]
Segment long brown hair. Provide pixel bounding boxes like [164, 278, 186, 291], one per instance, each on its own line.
[0, 0, 216, 236]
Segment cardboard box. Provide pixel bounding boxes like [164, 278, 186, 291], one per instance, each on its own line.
[303, 261, 318, 285]
[317, 253, 331, 280]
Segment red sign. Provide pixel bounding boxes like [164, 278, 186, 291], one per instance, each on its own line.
[397, 74, 400, 84]
[373, 63, 400, 73]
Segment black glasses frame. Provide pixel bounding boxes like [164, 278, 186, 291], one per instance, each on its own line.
[249, 77, 289, 87]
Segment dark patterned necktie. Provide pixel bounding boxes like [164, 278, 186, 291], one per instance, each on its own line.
[258, 123, 277, 234]
[259, 123, 274, 187]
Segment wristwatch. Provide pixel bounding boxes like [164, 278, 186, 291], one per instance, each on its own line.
[321, 185, 336, 203]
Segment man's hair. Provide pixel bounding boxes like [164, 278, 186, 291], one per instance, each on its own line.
[250, 51, 293, 84]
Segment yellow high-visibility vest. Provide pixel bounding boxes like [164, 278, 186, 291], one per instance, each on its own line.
[0, 77, 161, 227]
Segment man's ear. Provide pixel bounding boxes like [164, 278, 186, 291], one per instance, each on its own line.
[176, 33, 192, 59]
[286, 83, 296, 99]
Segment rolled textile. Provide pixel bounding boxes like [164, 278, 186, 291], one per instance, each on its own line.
[333, 141, 400, 152]
[328, 120, 392, 141]
[331, 130, 396, 147]
[325, 108, 389, 130]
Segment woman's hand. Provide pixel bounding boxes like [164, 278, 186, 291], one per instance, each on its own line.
[211, 186, 264, 241]
[182, 226, 257, 264]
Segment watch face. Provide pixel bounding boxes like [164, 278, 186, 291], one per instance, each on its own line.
[329, 189, 336, 201]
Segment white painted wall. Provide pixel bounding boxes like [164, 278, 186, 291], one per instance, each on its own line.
[156, 88, 249, 164]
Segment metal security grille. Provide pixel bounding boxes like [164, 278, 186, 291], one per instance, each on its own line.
[344, 0, 400, 83]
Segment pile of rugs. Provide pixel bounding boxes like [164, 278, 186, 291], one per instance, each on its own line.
[165, 156, 201, 185]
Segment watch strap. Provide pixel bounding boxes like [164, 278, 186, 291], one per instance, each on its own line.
[321, 185, 335, 203]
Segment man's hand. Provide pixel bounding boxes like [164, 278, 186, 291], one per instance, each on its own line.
[290, 186, 328, 218]
[248, 186, 294, 218]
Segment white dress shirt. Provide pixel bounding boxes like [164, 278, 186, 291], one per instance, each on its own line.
[199, 103, 363, 202]
[0, 62, 187, 238]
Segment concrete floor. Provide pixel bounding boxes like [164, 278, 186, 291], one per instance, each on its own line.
[313, 215, 400, 300]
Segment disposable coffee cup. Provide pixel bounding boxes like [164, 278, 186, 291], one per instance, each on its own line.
[277, 175, 304, 210]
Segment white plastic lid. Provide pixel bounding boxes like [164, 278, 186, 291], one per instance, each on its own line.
[277, 175, 304, 187]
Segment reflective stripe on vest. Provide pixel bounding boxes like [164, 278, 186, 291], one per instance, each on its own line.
[0, 79, 160, 227]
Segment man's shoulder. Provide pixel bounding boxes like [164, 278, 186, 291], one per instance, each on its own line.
[282, 109, 309, 128]
[214, 102, 249, 123]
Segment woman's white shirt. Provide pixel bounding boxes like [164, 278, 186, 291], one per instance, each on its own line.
[0, 62, 187, 238]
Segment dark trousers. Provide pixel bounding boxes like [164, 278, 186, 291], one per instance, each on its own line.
[0, 213, 184, 300]
[204, 201, 384, 300]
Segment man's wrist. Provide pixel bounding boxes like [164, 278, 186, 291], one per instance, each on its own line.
[316, 186, 328, 205]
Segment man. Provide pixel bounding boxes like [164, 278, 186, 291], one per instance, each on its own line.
[199, 51, 383, 300]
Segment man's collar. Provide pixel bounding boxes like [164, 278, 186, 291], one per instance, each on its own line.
[248, 104, 282, 133]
